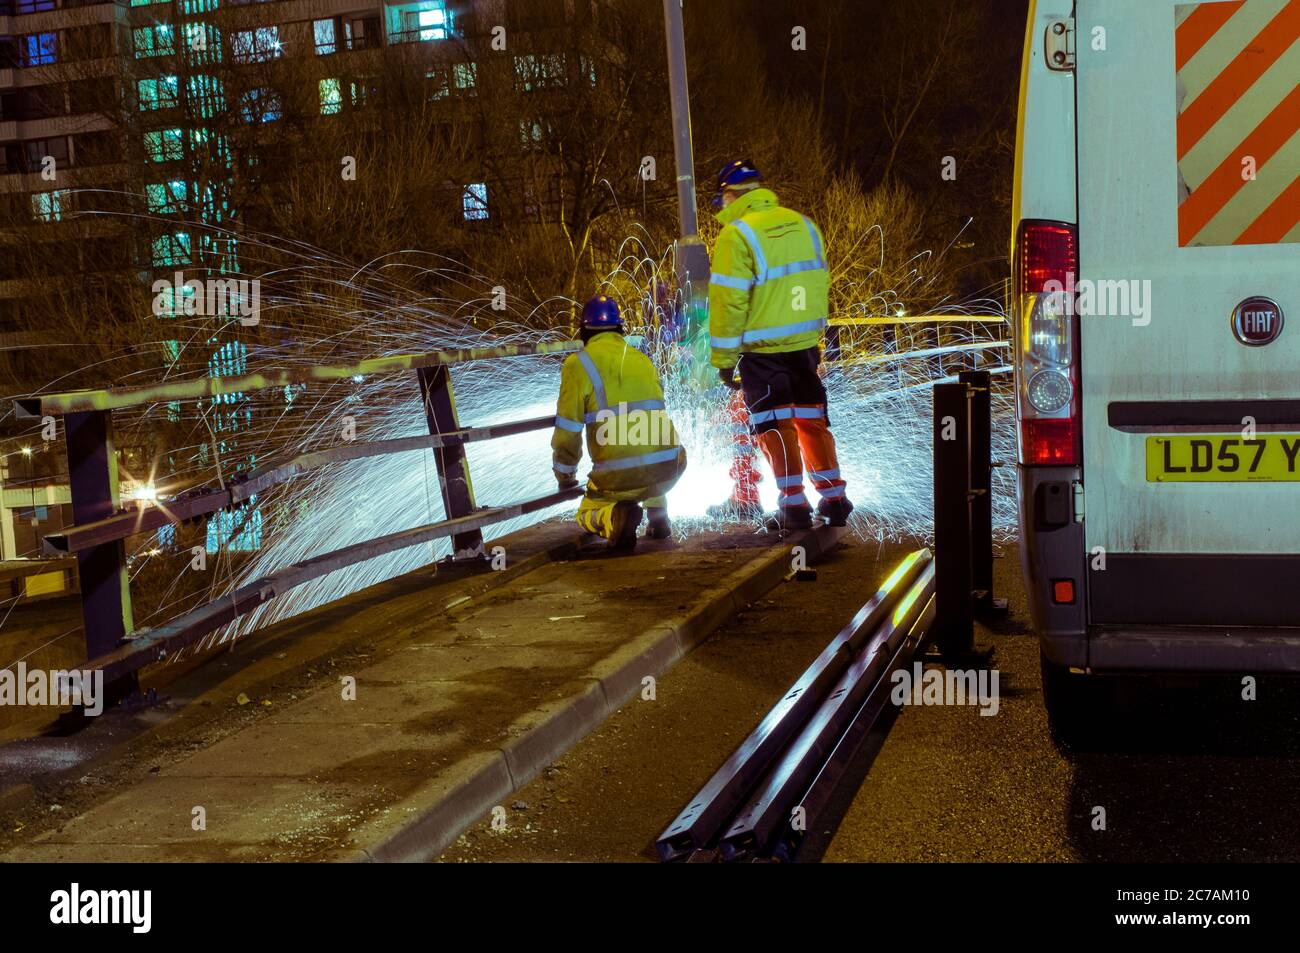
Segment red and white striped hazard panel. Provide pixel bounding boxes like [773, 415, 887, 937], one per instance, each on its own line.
[1176, 0, 1300, 247]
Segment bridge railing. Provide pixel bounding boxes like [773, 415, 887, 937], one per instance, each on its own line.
[13, 339, 583, 702]
[823, 312, 1012, 401]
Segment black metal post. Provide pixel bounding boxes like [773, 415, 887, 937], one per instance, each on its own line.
[64, 410, 138, 703]
[933, 382, 973, 656]
[417, 365, 484, 560]
[959, 370, 993, 613]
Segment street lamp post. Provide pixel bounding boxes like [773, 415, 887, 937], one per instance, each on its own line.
[662, 0, 712, 382]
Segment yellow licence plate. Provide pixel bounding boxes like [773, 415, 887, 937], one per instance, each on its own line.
[1146, 435, 1300, 482]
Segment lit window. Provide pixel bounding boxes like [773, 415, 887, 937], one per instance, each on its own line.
[152, 231, 191, 266]
[207, 505, 262, 552]
[21, 33, 57, 67]
[156, 523, 176, 549]
[453, 62, 476, 92]
[187, 74, 226, 119]
[515, 53, 564, 92]
[138, 76, 179, 111]
[31, 190, 68, 222]
[313, 19, 336, 55]
[392, 2, 451, 43]
[208, 340, 247, 379]
[185, 128, 230, 163]
[184, 23, 222, 64]
[133, 25, 174, 59]
[231, 27, 281, 64]
[520, 119, 543, 148]
[144, 128, 184, 162]
[463, 182, 488, 221]
[418, 8, 448, 40]
[241, 87, 281, 124]
[145, 180, 187, 213]
[427, 68, 450, 100]
[319, 78, 341, 115]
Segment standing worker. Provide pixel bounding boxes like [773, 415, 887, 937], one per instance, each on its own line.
[707, 160, 853, 530]
[552, 295, 686, 550]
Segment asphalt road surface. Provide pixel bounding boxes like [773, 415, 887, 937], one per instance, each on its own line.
[438, 533, 1300, 862]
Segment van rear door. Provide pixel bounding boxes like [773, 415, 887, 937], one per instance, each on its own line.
[1075, 0, 1300, 626]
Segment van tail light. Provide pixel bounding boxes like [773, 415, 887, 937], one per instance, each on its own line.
[1014, 220, 1081, 466]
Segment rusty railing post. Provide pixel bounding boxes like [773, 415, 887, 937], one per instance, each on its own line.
[64, 410, 138, 703]
[417, 365, 485, 560]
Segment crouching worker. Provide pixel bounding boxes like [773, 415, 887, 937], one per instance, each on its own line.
[552, 295, 687, 551]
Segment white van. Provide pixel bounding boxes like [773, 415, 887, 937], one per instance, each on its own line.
[1012, 0, 1300, 739]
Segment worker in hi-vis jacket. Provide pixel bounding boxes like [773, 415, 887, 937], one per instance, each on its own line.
[707, 159, 853, 531]
[552, 295, 687, 550]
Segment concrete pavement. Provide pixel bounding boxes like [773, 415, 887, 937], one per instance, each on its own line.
[0, 519, 842, 861]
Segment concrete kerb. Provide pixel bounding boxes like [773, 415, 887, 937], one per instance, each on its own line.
[356, 524, 847, 862]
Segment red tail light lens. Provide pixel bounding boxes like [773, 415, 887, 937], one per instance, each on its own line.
[1017, 222, 1078, 295]
[1022, 417, 1081, 466]
[1014, 220, 1081, 466]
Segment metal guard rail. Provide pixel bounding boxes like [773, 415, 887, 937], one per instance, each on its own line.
[9, 338, 582, 702]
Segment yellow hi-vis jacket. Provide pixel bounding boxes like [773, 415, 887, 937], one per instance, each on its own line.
[552, 332, 684, 492]
[708, 188, 830, 370]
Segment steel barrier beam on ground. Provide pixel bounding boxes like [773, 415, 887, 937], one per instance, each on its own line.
[718, 566, 934, 859]
[773, 591, 936, 862]
[656, 550, 933, 862]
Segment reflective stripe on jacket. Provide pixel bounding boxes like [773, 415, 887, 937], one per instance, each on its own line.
[552, 332, 684, 490]
[707, 188, 830, 370]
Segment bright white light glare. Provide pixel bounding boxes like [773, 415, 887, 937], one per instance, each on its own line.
[132, 484, 158, 502]
[665, 454, 742, 517]
[20, 446, 32, 456]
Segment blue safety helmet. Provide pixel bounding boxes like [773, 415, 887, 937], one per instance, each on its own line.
[711, 159, 763, 210]
[580, 294, 622, 331]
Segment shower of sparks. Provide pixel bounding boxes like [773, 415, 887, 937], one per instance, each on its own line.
[1, 202, 1015, 663]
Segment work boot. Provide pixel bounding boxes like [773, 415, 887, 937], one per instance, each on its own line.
[765, 504, 814, 533]
[706, 498, 764, 522]
[646, 507, 673, 540]
[607, 501, 643, 552]
[816, 495, 855, 528]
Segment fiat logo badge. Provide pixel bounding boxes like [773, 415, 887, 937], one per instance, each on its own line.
[1231, 296, 1284, 346]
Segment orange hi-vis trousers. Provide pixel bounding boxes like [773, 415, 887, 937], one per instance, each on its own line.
[754, 407, 846, 509]
[737, 346, 847, 511]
